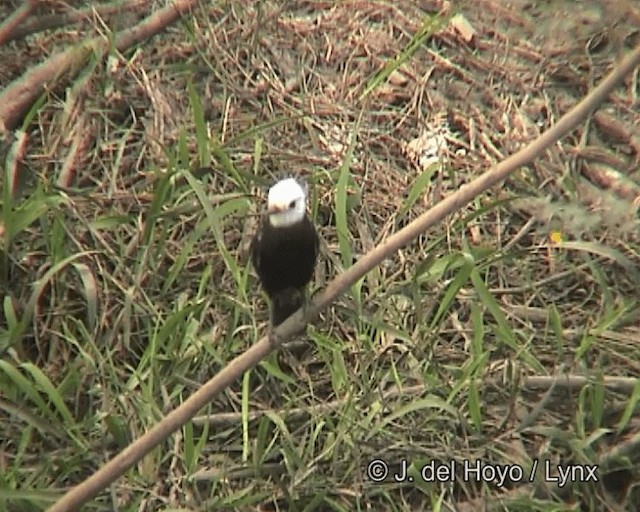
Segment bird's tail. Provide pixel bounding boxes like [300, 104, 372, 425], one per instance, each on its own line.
[270, 287, 304, 327]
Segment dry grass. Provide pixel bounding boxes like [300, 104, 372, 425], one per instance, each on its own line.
[1, 0, 640, 511]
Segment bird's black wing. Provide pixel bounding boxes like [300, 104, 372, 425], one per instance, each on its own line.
[250, 213, 319, 326]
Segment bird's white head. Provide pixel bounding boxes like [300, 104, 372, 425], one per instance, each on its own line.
[266, 178, 307, 228]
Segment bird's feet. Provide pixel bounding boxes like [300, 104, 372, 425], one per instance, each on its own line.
[300, 293, 313, 321]
[267, 323, 278, 345]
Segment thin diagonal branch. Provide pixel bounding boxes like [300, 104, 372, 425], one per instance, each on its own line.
[0, 0, 197, 133]
[47, 42, 640, 512]
[0, 0, 151, 44]
[192, 375, 639, 429]
[0, 0, 37, 46]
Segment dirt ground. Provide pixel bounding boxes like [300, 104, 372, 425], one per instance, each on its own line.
[1, 0, 640, 511]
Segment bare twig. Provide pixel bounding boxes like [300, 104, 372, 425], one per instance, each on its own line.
[0, 0, 197, 133]
[47, 43, 640, 512]
[522, 375, 638, 394]
[0, 45, 94, 133]
[0, 0, 151, 44]
[192, 384, 428, 428]
[194, 375, 639, 429]
[0, 0, 38, 46]
[4, 130, 29, 199]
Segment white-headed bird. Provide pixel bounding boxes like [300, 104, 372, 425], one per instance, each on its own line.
[251, 178, 319, 326]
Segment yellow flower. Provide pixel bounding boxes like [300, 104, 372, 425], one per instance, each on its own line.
[549, 231, 563, 244]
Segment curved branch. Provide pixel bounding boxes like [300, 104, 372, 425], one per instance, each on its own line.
[47, 42, 640, 512]
[0, 0, 197, 133]
[0, 1, 151, 45]
[0, 0, 37, 46]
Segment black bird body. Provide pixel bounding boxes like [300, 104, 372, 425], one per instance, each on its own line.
[251, 179, 319, 326]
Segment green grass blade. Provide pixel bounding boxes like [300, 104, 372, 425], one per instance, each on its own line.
[429, 253, 474, 329]
[470, 267, 543, 372]
[559, 240, 640, 284]
[9, 252, 90, 347]
[366, 396, 458, 441]
[396, 163, 438, 221]
[71, 262, 98, 330]
[360, 13, 450, 100]
[187, 81, 210, 168]
[20, 363, 76, 427]
[617, 379, 640, 433]
[0, 361, 49, 418]
[467, 378, 482, 431]
[183, 170, 250, 301]
[335, 150, 354, 269]
[242, 370, 250, 462]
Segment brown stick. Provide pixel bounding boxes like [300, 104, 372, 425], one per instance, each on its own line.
[0, 0, 197, 133]
[46, 42, 640, 512]
[192, 375, 639, 428]
[0, 46, 95, 134]
[0, 0, 38, 46]
[0, 0, 151, 44]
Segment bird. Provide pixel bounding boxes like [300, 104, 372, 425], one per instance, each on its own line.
[251, 178, 319, 327]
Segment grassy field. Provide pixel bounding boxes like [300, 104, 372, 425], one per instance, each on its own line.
[1, 1, 640, 511]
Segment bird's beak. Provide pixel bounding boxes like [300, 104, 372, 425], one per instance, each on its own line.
[267, 204, 286, 214]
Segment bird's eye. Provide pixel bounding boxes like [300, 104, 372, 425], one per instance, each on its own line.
[288, 200, 296, 208]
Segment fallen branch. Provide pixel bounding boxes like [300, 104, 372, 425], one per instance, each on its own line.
[0, 0, 37, 46]
[192, 375, 639, 429]
[0, 0, 151, 44]
[0, 0, 197, 133]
